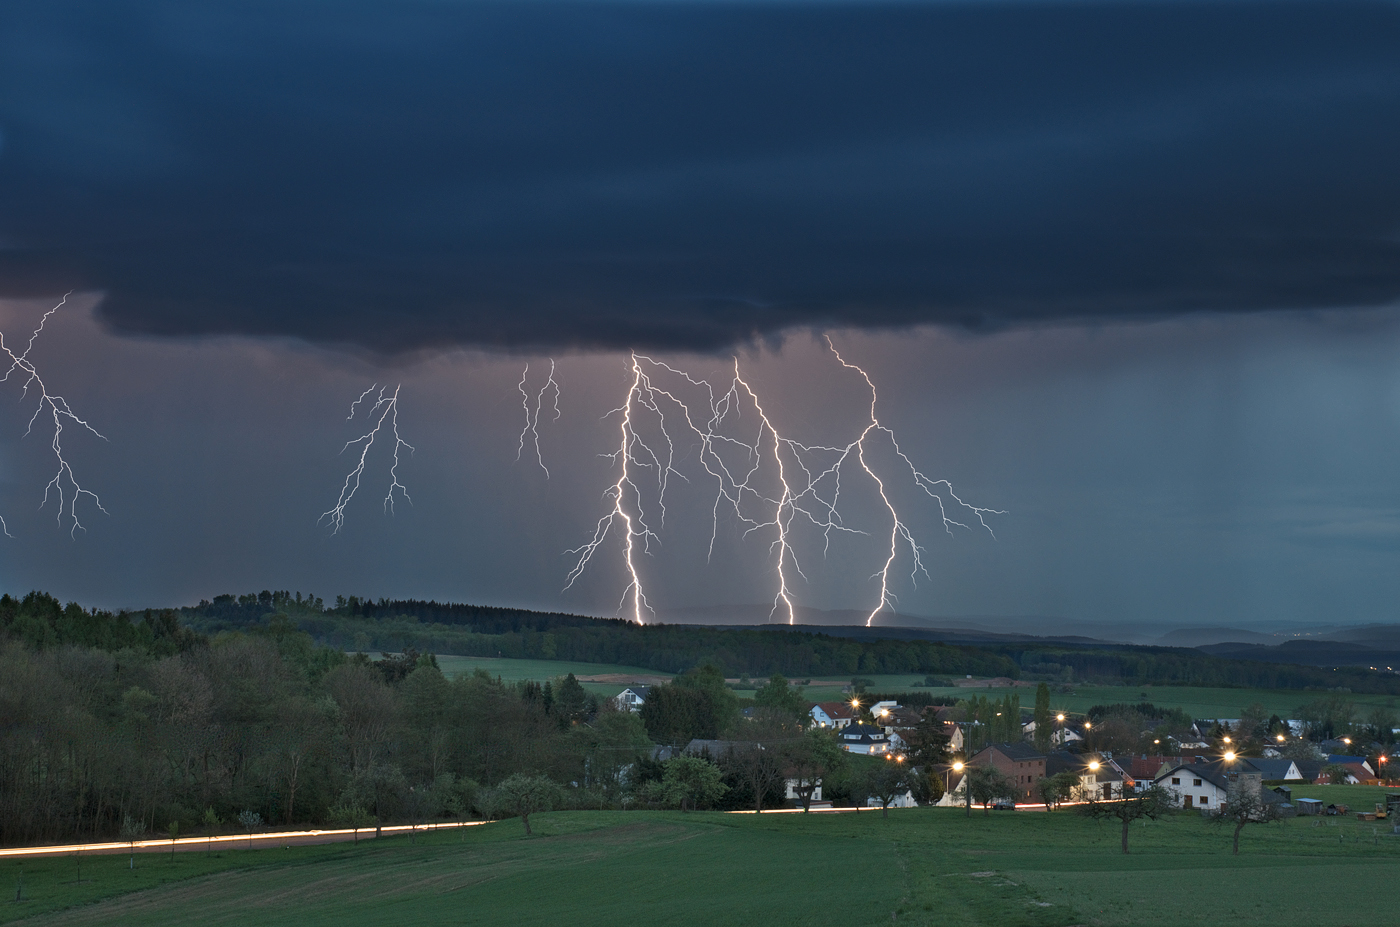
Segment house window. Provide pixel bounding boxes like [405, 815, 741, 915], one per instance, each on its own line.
[1171, 777, 1180, 785]
[1200, 796, 1208, 805]
[1193, 779, 1201, 787]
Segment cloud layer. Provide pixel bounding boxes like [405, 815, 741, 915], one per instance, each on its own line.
[3, 0, 1400, 352]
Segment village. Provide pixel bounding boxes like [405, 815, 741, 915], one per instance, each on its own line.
[614, 682, 1400, 821]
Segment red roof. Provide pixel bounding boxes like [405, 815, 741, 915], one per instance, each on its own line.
[813, 701, 855, 719]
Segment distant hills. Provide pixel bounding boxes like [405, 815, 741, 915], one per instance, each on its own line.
[661, 604, 1400, 671]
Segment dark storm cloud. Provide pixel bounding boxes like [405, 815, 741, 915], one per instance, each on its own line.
[2, 0, 1399, 353]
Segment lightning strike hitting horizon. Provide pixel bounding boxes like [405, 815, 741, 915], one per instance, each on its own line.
[557, 339, 1003, 625]
[516, 360, 560, 477]
[0, 293, 108, 538]
[319, 384, 415, 534]
[825, 337, 1004, 625]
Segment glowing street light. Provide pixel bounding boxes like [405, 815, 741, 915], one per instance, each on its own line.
[1056, 714, 1065, 722]
[1276, 734, 1286, 743]
[1223, 751, 1236, 762]
[1088, 760, 1100, 771]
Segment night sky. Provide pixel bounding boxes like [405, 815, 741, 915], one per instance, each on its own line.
[2, 1, 1399, 632]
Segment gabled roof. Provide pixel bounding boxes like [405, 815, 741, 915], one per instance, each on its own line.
[812, 701, 856, 719]
[619, 685, 651, 698]
[839, 723, 889, 742]
[1154, 758, 1261, 791]
[976, 742, 1045, 762]
[1244, 758, 1300, 780]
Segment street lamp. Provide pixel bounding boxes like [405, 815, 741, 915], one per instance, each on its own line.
[1223, 751, 1236, 762]
[1276, 734, 1286, 743]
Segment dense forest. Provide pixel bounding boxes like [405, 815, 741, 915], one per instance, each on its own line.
[0, 592, 895, 845]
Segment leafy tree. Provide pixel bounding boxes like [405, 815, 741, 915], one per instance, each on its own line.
[1078, 784, 1173, 853]
[783, 729, 845, 812]
[965, 765, 1017, 815]
[1035, 771, 1080, 811]
[1209, 785, 1281, 855]
[236, 810, 262, 849]
[574, 708, 652, 797]
[902, 708, 951, 769]
[489, 774, 562, 835]
[120, 814, 146, 869]
[865, 761, 911, 818]
[753, 674, 807, 724]
[552, 673, 591, 728]
[659, 756, 727, 812]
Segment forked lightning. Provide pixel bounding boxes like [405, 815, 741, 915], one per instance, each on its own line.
[320, 384, 414, 533]
[559, 339, 1002, 625]
[0, 293, 108, 538]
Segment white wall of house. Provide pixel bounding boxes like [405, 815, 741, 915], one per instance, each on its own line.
[1156, 769, 1228, 810]
[784, 778, 822, 802]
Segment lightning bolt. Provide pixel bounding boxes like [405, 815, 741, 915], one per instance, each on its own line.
[565, 356, 658, 623]
[825, 336, 1004, 625]
[516, 360, 560, 477]
[559, 339, 1001, 626]
[319, 384, 415, 534]
[0, 293, 108, 538]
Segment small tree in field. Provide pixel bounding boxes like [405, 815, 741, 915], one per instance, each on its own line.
[1078, 784, 1173, 854]
[167, 820, 180, 858]
[237, 810, 263, 849]
[202, 808, 220, 856]
[1209, 785, 1281, 855]
[865, 761, 911, 818]
[492, 774, 562, 836]
[120, 814, 146, 870]
[327, 804, 374, 844]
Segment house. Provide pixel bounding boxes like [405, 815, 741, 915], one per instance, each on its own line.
[810, 702, 857, 730]
[1044, 751, 1123, 801]
[970, 743, 1047, 802]
[1325, 755, 1374, 775]
[1245, 758, 1302, 782]
[613, 686, 650, 712]
[838, 723, 891, 755]
[1125, 754, 1187, 783]
[1154, 758, 1263, 810]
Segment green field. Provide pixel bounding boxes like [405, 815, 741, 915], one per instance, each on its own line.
[8, 786, 1400, 927]
[433, 655, 672, 696]
[428, 656, 1400, 718]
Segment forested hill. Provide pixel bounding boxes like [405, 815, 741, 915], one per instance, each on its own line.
[165, 591, 1400, 694]
[178, 592, 1020, 679]
[3, 589, 1397, 693]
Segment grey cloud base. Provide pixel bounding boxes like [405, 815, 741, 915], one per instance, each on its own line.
[3, 0, 1400, 352]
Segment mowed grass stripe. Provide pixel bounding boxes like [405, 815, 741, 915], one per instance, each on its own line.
[16, 816, 900, 927]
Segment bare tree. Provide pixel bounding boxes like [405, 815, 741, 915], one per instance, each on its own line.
[1209, 785, 1281, 855]
[725, 743, 786, 813]
[1078, 784, 1173, 854]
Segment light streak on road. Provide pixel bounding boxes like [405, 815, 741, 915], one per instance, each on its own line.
[0, 820, 492, 860]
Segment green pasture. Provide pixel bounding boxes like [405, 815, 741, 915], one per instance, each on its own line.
[428, 656, 1400, 718]
[9, 787, 1400, 927]
[833, 681, 1398, 720]
[433, 655, 672, 696]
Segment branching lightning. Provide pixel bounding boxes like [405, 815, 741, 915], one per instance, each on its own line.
[320, 384, 414, 534]
[516, 360, 560, 477]
[559, 339, 1000, 626]
[0, 293, 108, 538]
[824, 336, 1004, 625]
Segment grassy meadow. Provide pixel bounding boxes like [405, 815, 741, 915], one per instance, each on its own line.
[8, 786, 1399, 927]
[428, 655, 1400, 718]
